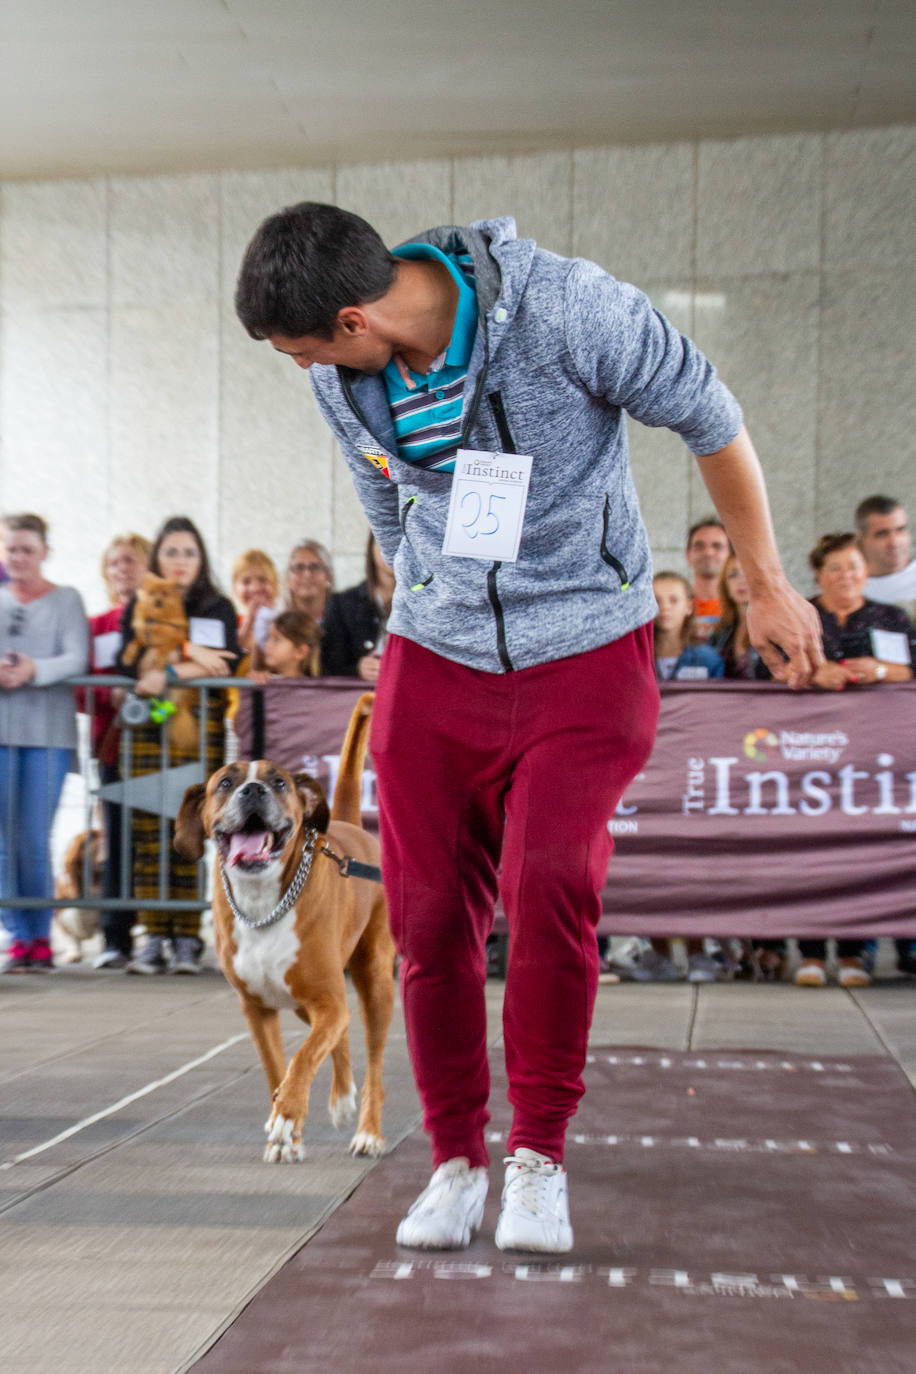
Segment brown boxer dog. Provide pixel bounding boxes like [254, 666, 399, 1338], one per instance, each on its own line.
[174, 693, 395, 1162]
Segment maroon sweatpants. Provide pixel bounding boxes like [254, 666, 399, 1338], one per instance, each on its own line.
[370, 628, 659, 1168]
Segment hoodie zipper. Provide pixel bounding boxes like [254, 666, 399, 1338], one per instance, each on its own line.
[486, 391, 516, 672]
[601, 496, 631, 590]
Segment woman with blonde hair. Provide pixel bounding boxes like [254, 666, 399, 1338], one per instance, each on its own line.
[231, 548, 279, 658]
[88, 533, 152, 968]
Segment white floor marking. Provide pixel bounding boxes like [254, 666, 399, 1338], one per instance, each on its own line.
[484, 1129, 895, 1156]
[595, 1053, 855, 1073]
[370, 1261, 916, 1301]
[0, 1031, 249, 1170]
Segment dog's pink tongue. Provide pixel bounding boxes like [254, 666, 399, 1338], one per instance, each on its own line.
[227, 831, 270, 866]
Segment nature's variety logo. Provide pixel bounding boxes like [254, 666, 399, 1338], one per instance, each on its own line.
[742, 728, 779, 762]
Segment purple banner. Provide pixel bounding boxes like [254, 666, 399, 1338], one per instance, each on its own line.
[235, 678, 916, 938]
[602, 681, 916, 938]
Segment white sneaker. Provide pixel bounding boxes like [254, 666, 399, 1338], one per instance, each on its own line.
[494, 1147, 573, 1253]
[396, 1158, 489, 1249]
[126, 935, 168, 975]
[628, 948, 680, 982]
[687, 953, 720, 983]
[169, 936, 203, 975]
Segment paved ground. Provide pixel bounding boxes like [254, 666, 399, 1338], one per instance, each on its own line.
[0, 942, 913, 1374]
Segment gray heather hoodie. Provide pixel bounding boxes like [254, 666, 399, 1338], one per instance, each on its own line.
[309, 217, 742, 674]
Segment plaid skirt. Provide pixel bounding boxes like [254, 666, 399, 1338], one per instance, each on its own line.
[129, 693, 225, 937]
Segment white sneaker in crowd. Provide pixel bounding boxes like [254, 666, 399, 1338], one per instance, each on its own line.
[627, 948, 680, 982]
[396, 1157, 489, 1249]
[686, 953, 721, 983]
[126, 935, 168, 975]
[170, 936, 203, 974]
[494, 1147, 573, 1253]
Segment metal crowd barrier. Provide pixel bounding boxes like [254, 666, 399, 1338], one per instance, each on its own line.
[0, 674, 242, 915]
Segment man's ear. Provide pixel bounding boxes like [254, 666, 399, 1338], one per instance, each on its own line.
[336, 306, 370, 336]
[292, 772, 331, 833]
[174, 783, 208, 860]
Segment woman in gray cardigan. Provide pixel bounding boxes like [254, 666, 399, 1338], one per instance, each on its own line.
[0, 514, 89, 972]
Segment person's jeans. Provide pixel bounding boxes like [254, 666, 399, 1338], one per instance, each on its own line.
[0, 746, 71, 942]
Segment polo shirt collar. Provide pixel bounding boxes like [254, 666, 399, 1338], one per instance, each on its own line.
[392, 241, 478, 369]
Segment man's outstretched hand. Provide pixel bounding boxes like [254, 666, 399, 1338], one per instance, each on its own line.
[746, 583, 824, 689]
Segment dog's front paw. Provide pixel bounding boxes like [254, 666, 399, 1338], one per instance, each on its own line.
[263, 1113, 305, 1163]
[329, 1083, 357, 1130]
[349, 1130, 386, 1158]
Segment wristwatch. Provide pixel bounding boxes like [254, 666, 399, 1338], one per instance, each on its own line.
[874, 662, 887, 681]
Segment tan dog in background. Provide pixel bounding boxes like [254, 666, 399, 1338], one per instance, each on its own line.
[54, 829, 104, 962]
[175, 694, 395, 1162]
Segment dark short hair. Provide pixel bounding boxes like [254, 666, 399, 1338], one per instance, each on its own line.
[235, 202, 398, 342]
[809, 531, 858, 573]
[854, 494, 904, 533]
[686, 516, 728, 548]
[151, 516, 221, 608]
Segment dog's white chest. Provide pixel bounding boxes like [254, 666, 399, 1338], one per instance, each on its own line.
[227, 873, 299, 1009]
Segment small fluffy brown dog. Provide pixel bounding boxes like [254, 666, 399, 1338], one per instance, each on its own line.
[54, 829, 104, 962]
[121, 573, 197, 750]
[175, 694, 395, 1162]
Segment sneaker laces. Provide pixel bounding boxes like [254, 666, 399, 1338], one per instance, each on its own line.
[502, 1155, 561, 1216]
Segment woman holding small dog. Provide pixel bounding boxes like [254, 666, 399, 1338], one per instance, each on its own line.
[117, 516, 240, 975]
[0, 513, 89, 973]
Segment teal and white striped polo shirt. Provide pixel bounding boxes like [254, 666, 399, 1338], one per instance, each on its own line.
[381, 242, 478, 473]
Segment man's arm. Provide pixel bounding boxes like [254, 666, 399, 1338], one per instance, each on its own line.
[694, 426, 823, 688]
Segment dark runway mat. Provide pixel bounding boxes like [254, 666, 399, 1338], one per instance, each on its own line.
[192, 1050, 916, 1374]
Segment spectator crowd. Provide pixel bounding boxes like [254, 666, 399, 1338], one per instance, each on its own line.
[0, 495, 913, 982]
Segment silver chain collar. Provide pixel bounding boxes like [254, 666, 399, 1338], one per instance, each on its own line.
[217, 828, 317, 929]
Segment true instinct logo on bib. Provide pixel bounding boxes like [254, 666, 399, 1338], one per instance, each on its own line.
[442, 449, 533, 563]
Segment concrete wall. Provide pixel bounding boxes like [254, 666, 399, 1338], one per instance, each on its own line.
[1, 125, 914, 610]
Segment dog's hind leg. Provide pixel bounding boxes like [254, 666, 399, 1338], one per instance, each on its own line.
[328, 1031, 357, 1130]
[266, 995, 351, 1163]
[347, 903, 396, 1157]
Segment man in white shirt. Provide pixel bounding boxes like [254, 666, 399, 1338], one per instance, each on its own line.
[855, 493, 916, 977]
[856, 494, 916, 623]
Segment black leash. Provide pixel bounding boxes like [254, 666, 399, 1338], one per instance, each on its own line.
[320, 843, 383, 885]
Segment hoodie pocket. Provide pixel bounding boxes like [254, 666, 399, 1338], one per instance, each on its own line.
[601, 495, 631, 590]
[398, 495, 433, 590]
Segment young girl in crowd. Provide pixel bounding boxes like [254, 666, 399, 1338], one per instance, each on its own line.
[117, 516, 239, 975]
[652, 571, 724, 681]
[710, 554, 761, 678]
[0, 514, 89, 973]
[253, 610, 321, 680]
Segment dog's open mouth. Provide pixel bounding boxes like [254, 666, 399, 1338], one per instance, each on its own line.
[216, 815, 292, 871]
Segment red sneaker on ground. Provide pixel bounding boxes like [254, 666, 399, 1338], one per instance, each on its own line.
[2, 940, 32, 973]
[28, 938, 54, 972]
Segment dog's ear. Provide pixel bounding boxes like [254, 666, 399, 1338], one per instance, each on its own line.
[292, 772, 331, 833]
[174, 783, 208, 859]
